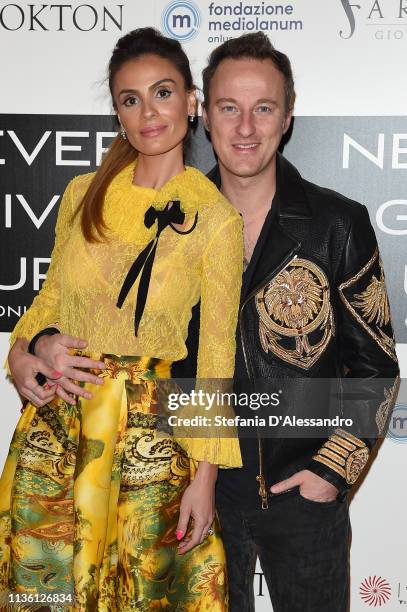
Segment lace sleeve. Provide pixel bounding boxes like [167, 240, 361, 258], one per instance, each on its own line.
[5, 177, 78, 373]
[197, 213, 243, 379]
[175, 212, 244, 468]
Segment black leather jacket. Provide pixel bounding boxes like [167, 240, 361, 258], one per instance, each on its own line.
[173, 153, 400, 509]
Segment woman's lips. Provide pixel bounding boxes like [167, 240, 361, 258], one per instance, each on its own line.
[140, 125, 167, 137]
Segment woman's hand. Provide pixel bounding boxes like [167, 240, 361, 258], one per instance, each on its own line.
[8, 338, 58, 407]
[176, 461, 218, 554]
[34, 333, 105, 405]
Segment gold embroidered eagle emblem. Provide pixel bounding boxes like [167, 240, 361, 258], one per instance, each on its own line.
[338, 249, 397, 361]
[351, 265, 390, 327]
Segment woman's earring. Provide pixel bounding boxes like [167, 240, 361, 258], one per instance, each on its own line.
[188, 115, 195, 124]
[120, 127, 127, 140]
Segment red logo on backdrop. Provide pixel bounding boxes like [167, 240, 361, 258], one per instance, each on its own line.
[360, 576, 391, 606]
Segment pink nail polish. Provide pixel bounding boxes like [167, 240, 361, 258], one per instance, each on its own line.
[175, 530, 184, 541]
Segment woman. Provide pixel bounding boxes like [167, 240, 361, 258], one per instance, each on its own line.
[0, 28, 243, 611]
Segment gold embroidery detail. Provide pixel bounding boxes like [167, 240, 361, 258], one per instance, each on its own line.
[313, 428, 369, 484]
[338, 248, 397, 362]
[329, 434, 355, 452]
[346, 446, 369, 484]
[352, 266, 390, 327]
[324, 441, 349, 458]
[335, 428, 366, 448]
[319, 447, 346, 466]
[376, 376, 400, 435]
[255, 258, 334, 370]
[313, 455, 347, 480]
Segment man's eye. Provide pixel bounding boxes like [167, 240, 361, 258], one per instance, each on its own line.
[124, 96, 138, 107]
[256, 105, 272, 113]
[222, 105, 237, 113]
[156, 88, 172, 99]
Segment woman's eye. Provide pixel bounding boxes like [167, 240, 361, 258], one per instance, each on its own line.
[156, 88, 172, 99]
[124, 96, 138, 107]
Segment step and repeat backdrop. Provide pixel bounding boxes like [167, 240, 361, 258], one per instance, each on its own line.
[0, 1, 406, 609]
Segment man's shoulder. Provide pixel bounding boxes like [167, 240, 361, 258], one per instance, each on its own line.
[279, 154, 371, 234]
[303, 178, 364, 214]
[298, 174, 370, 231]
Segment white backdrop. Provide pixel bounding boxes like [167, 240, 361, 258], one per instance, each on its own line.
[1, 1, 406, 610]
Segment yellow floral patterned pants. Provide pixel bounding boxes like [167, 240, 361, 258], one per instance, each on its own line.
[0, 356, 228, 611]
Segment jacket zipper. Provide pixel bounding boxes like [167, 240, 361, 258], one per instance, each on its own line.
[239, 252, 299, 510]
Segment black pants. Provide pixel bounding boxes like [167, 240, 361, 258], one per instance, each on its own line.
[216, 487, 350, 612]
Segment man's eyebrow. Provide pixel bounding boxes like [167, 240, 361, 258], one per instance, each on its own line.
[214, 97, 279, 105]
[256, 98, 278, 105]
[118, 78, 177, 96]
[215, 97, 238, 104]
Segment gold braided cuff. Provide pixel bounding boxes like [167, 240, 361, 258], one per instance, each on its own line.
[312, 428, 370, 485]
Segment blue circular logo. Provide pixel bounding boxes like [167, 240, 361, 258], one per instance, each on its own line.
[387, 404, 407, 444]
[162, 1, 201, 42]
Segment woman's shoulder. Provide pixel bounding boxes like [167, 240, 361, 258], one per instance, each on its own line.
[184, 166, 240, 220]
[68, 171, 95, 197]
[58, 171, 96, 218]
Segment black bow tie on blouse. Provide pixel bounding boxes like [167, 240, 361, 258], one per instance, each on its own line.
[117, 200, 197, 336]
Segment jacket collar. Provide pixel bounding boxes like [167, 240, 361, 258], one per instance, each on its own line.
[277, 153, 313, 220]
[207, 153, 311, 300]
[207, 152, 313, 221]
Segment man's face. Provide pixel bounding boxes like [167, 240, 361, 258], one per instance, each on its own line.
[203, 58, 292, 179]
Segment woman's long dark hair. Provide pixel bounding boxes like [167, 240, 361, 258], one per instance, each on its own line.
[77, 28, 194, 242]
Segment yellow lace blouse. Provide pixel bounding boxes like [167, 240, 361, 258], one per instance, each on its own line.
[9, 163, 244, 468]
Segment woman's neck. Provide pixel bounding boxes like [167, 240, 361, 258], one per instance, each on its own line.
[133, 145, 185, 190]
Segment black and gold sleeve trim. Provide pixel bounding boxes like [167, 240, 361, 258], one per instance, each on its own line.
[312, 428, 370, 485]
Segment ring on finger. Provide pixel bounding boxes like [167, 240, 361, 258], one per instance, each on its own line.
[206, 527, 214, 537]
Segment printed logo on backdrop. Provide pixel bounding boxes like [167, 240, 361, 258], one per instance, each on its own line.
[360, 576, 391, 606]
[387, 404, 407, 444]
[161, 1, 304, 45]
[0, 3, 123, 31]
[339, 0, 407, 40]
[207, 2, 303, 44]
[162, 0, 201, 41]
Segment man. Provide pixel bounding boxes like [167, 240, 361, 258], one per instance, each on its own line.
[174, 32, 399, 611]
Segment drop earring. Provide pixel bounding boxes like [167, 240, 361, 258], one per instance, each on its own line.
[120, 127, 127, 140]
[188, 115, 195, 123]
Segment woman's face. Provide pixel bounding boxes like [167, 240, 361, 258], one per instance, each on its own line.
[113, 54, 196, 157]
